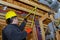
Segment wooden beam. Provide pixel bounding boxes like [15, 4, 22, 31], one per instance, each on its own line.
[18, 0, 51, 12]
[58, 0, 60, 2]
[0, 0, 43, 16]
[32, 25, 38, 40]
[50, 14, 55, 21]
[39, 19, 45, 40]
[56, 30, 60, 40]
[40, 13, 48, 21]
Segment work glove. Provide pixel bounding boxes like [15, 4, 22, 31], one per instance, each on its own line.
[24, 18, 27, 22]
[25, 27, 32, 34]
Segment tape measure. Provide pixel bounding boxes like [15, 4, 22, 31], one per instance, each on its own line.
[31, 6, 37, 27]
[24, 6, 37, 19]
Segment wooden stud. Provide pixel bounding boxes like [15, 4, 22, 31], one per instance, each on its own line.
[56, 30, 60, 40]
[32, 24, 38, 40]
[39, 19, 45, 40]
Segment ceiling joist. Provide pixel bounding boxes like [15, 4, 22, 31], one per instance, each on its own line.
[0, 0, 44, 16]
[18, 0, 51, 12]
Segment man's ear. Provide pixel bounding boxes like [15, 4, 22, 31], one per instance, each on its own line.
[10, 18, 13, 23]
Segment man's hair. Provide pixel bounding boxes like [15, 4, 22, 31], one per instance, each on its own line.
[6, 16, 17, 24]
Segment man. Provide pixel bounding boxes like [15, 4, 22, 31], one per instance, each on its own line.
[2, 11, 32, 40]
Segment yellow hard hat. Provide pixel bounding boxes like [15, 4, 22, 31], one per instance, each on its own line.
[5, 11, 17, 19]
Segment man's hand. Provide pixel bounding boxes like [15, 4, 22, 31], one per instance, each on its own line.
[25, 27, 32, 34]
[24, 18, 27, 22]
